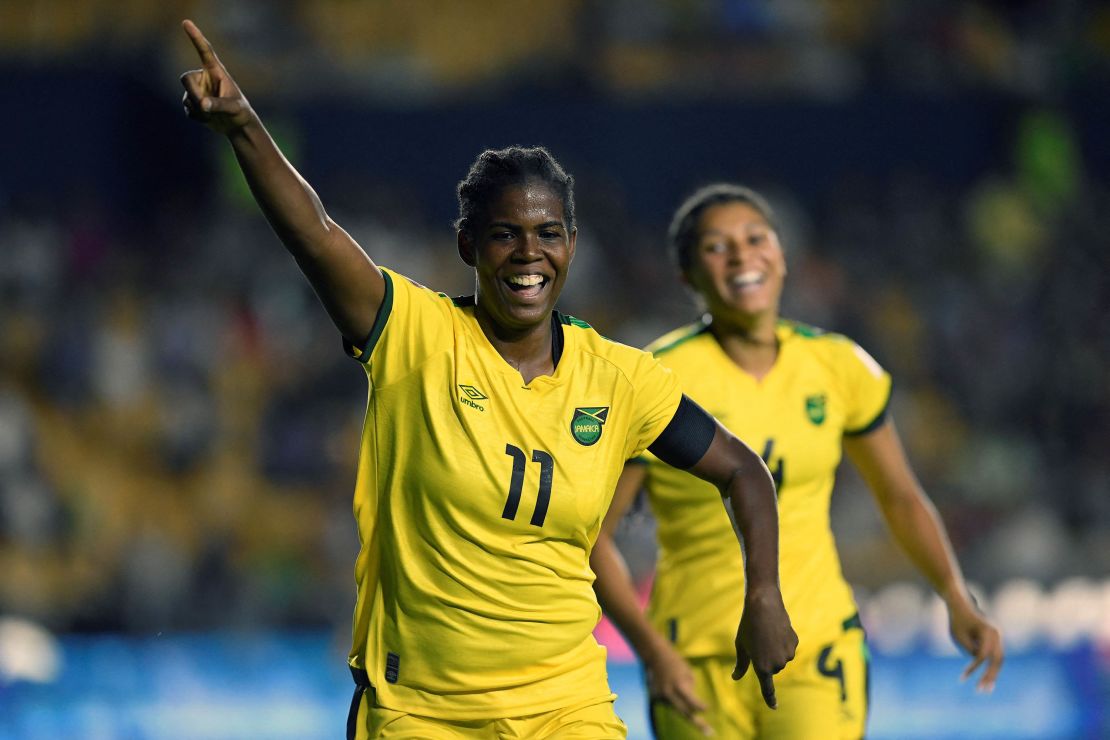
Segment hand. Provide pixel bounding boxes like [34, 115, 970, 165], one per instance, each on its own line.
[179, 19, 254, 135]
[732, 585, 798, 710]
[645, 640, 712, 736]
[949, 598, 1004, 692]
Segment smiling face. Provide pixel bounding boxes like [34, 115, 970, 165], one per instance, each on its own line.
[458, 180, 576, 336]
[684, 201, 786, 326]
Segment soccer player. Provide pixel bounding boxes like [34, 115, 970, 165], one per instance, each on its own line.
[179, 22, 797, 739]
[591, 184, 1005, 738]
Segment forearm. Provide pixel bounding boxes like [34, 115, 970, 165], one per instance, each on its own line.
[874, 485, 972, 607]
[881, 488, 970, 604]
[227, 116, 380, 343]
[723, 458, 780, 594]
[180, 20, 380, 345]
[679, 423, 796, 692]
[845, 423, 975, 608]
[679, 421, 781, 596]
[591, 537, 670, 661]
[227, 116, 339, 257]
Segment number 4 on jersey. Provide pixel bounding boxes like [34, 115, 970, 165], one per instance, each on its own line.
[761, 438, 785, 490]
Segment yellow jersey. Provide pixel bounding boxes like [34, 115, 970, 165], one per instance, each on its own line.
[641, 318, 891, 660]
[347, 268, 682, 719]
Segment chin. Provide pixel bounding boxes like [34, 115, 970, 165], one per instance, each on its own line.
[509, 304, 551, 327]
[717, 300, 771, 323]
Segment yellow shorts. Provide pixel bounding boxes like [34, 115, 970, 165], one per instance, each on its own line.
[651, 615, 869, 739]
[348, 688, 626, 739]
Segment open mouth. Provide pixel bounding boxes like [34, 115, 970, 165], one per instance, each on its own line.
[504, 273, 550, 300]
[730, 271, 766, 293]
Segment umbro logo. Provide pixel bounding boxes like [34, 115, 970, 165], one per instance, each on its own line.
[459, 384, 488, 412]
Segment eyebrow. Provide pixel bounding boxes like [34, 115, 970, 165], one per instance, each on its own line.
[700, 223, 769, 237]
[487, 220, 566, 231]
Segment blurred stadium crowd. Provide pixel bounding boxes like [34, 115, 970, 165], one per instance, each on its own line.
[1, 0, 1109, 642]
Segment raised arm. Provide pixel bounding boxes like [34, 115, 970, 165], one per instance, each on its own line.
[179, 19, 383, 346]
[646, 396, 797, 710]
[844, 418, 1004, 692]
[591, 462, 711, 733]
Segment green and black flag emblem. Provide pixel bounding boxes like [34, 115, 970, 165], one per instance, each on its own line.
[805, 393, 826, 425]
[570, 407, 609, 446]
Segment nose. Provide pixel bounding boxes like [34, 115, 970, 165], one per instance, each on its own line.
[727, 239, 745, 264]
[514, 233, 543, 261]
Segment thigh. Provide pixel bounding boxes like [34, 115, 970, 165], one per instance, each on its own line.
[760, 625, 870, 740]
[650, 656, 758, 740]
[351, 690, 494, 739]
[506, 698, 627, 740]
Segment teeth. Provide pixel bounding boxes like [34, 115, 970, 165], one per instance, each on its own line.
[507, 274, 544, 287]
[732, 271, 764, 286]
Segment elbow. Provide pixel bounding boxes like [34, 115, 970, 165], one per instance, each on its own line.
[876, 485, 931, 527]
[593, 530, 616, 554]
[723, 439, 770, 491]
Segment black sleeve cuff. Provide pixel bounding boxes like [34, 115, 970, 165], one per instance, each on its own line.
[844, 382, 892, 437]
[343, 270, 394, 363]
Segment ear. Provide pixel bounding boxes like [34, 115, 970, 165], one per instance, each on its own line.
[567, 228, 577, 264]
[457, 229, 476, 267]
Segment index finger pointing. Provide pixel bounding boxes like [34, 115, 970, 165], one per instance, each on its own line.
[758, 672, 777, 710]
[977, 633, 1004, 693]
[182, 19, 222, 69]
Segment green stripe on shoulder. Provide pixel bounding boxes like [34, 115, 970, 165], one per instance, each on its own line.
[450, 294, 475, 308]
[779, 319, 854, 346]
[647, 320, 711, 356]
[779, 319, 828, 338]
[559, 313, 593, 330]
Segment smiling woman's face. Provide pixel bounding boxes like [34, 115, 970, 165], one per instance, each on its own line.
[685, 201, 786, 323]
[460, 180, 576, 335]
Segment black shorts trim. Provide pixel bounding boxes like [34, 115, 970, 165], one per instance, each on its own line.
[347, 666, 373, 740]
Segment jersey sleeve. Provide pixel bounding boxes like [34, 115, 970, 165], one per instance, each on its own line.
[624, 352, 684, 460]
[840, 339, 893, 436]
[344, 267, 454, 384]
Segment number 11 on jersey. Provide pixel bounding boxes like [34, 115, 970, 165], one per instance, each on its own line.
[502, 444, 554, 527]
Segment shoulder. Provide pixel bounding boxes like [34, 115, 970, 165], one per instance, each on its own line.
[778, 318, 851, 354]
[644, 319, 713, 357]
[779, 318, 886, 378]
[561, 312, 662, 382]
[381, 267, 467, 312]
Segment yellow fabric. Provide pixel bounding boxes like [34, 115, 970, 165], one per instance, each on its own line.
[642, 319, 891, 660]
[650, 624, 869, 739]
[347, 268, 682, 719]
[353, 693, 627, 739]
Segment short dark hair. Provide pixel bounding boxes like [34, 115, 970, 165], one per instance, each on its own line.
[669, 184, 776, 274]
[455, 146, 576, 239]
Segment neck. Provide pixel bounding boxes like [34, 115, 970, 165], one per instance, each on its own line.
[474, 306, 555, 384]
[708, 311, 779, 380]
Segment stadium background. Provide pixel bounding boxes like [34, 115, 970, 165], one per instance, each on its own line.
[1, 1, 1108, 737]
